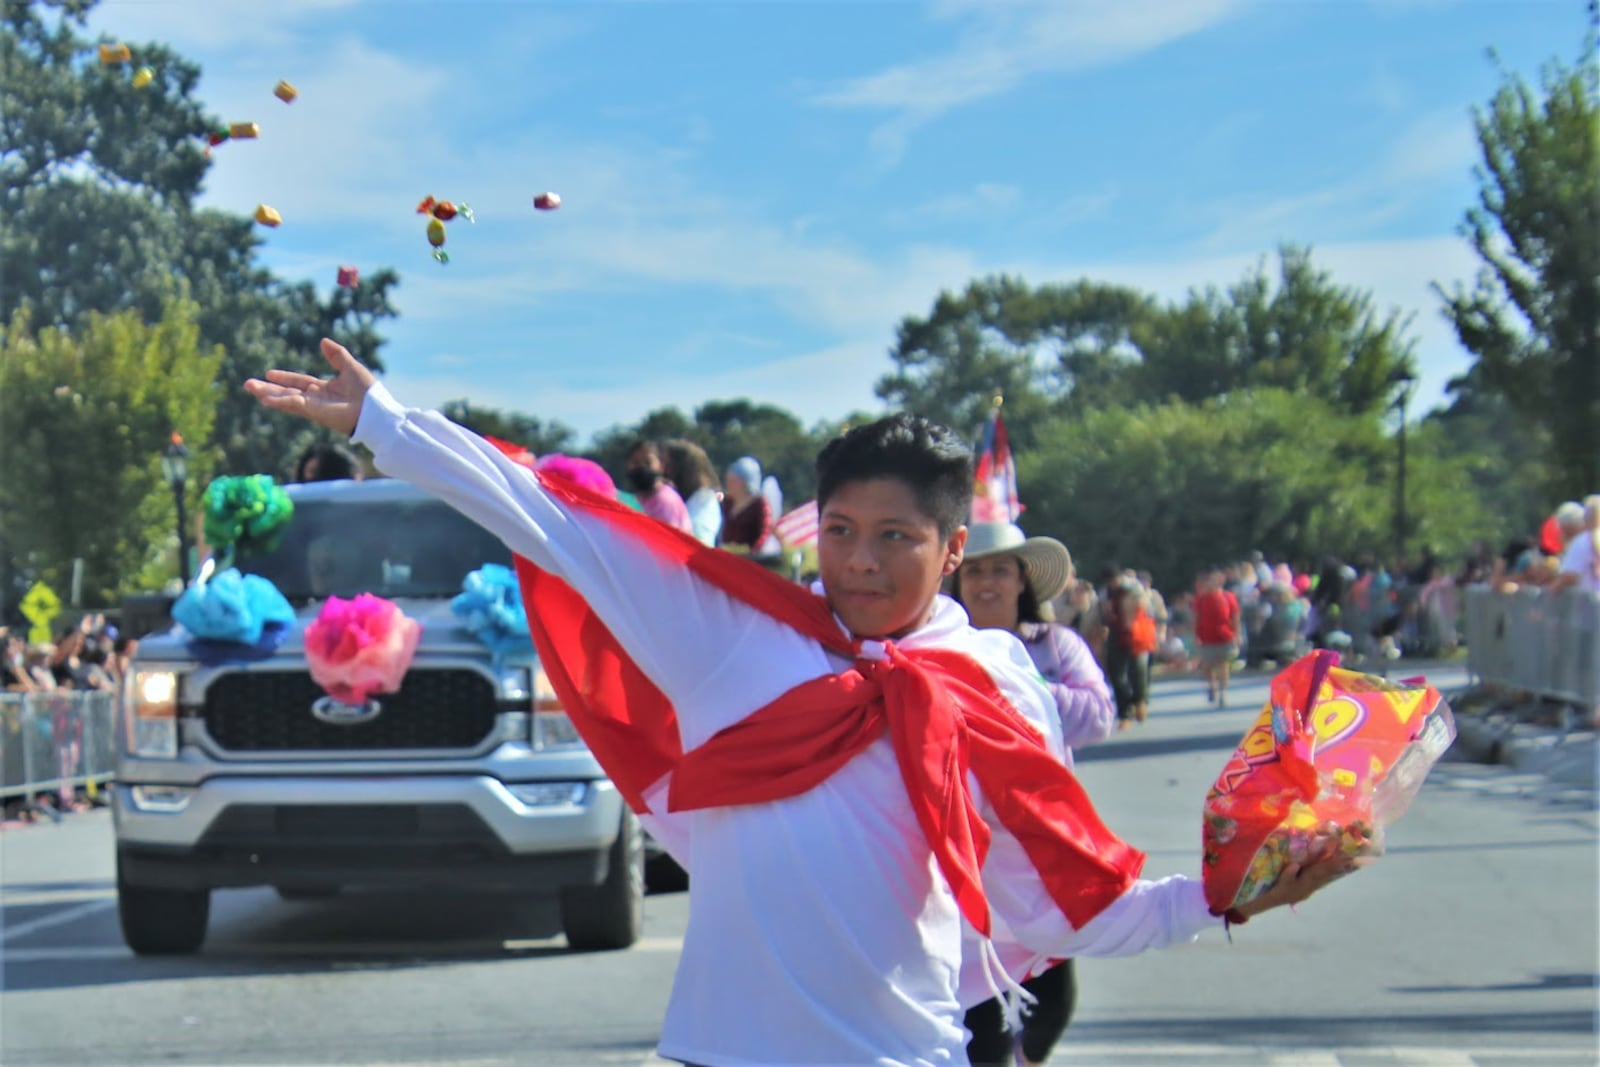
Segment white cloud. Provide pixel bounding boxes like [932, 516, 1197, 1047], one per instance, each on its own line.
[1192, 108, 1479, 251]
[92, 0, 357, 50]
[815, 0, 1247, 166]
[890, 182, 1021, 223]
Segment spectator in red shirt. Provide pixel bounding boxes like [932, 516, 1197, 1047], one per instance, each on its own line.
[1193, 567, 1241, 707]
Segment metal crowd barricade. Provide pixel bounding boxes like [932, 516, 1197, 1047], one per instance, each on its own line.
[1463, 586, 1600, 711]
[0, 689, 118, 809]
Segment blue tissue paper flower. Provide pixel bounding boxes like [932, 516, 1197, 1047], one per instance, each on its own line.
[452, 564, 533, 663]
[173, 568, 295, 646]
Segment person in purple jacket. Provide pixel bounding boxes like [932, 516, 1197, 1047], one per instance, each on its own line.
[948, 521, 1116, 1067]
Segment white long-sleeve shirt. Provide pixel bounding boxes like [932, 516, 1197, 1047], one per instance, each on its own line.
[352, 382, 1219, 1067]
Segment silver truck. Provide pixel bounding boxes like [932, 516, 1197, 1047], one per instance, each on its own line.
[112, 478, 644, 955]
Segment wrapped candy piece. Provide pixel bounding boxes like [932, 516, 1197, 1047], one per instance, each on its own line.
[203, 474, 294, 559]
[304, 594, 422, 705]
[533, 192, 561, 211]
[173, 567, 295, 647]
[254, 204, 282, 228]
[336, 265, 360, 288]
[417, 196, 473, 223]
[229, 121, 260, 139]
[1201, 650, 1456, 914]
[427, 216, 448, 263]
[451, 564, 533, 664]
[132, 67, 155, 89]
[274, 79, 298, 103]
[208, 125, 231, 147]
[99, 43, 132, 64]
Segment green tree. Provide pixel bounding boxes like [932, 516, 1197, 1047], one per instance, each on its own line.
[0, 300, 222, 603]
[1017, 389, 1494, 593]
[1135, 246, 1417, 415]
[0, 0, 402, 479]
[1435, 46, 1600, 498]
[877, 276, 1151, 447]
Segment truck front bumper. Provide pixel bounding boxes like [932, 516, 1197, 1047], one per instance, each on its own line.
[113, 775, 624, 893]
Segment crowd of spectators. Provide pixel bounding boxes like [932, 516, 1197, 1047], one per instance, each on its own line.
[2, 613, 132, 695]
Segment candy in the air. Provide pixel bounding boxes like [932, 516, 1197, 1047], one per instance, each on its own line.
[533, 192, 561, 211]
[417, 196, 474, 223]
[336, 266, 360, 289]
[132, 67, 155, 89]
[229, 121, 260, 139]
[274, 79, 298, 103]
[99, 43, 132, 65]
[427, 217, 448, 263]
[207, 124, 231, 147]
[254, 204, 282, 228]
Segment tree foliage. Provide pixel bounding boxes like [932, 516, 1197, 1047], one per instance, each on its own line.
[879, 247, 1419, 453]
[1436, 46, 1600, 498]
[439, 399, 577, 457]
[1017, 390, 1497, 594]
[0, 300, 222, 603]
[0, 0, 402, 480]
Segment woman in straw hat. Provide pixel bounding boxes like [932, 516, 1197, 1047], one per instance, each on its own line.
[948, 522, 1116, 1067]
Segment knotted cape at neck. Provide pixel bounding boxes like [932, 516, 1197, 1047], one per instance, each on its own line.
[498, 449, 1145, 936]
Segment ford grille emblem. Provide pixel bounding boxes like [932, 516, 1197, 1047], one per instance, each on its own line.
[311, 696, 383, 725]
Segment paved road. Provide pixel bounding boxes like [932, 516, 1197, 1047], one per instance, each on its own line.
[3, 665, 1596, 1066]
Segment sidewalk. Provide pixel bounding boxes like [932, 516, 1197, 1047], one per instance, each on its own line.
[1446, 685, 1598, 791]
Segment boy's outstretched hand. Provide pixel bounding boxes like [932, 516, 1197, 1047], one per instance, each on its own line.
[244, 338, 375, 437]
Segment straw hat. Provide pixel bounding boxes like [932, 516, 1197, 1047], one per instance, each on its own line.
[961, 523, 1074, 604]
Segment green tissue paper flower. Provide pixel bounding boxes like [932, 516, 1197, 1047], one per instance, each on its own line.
[203, 475, 294, 558]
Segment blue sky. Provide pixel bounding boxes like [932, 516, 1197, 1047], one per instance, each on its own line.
[92, 0, 1587, 443]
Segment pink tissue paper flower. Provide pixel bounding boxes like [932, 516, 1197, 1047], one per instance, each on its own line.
[303, 593, 422, 704]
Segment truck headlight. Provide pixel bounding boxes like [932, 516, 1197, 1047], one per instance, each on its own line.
[125, 670, 179, 758]
[531, 667, 585, 751]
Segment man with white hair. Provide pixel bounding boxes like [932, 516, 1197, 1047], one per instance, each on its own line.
[1551, 495, 1600, 594]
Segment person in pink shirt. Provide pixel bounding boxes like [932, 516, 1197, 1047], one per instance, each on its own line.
[624, 439, 693, 533]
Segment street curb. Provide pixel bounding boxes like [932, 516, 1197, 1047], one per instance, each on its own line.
[1448, 692, 1598, 791]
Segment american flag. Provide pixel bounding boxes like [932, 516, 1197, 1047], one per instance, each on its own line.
[775, 499, 820, 548]
[971, 406, 1022, 523]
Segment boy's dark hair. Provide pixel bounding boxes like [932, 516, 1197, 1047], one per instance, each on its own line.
[815, 414, 972, 536]
[626, 439, 660, 462]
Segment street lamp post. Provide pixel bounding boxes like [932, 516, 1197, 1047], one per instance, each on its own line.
[160, 432, 191, 587]
[1392, 373, 1416, 563]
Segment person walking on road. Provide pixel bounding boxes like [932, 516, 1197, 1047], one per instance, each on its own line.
[1194, 567, 1241, 708]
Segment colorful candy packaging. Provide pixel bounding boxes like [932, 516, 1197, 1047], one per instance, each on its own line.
[1201, 650, 1456, 914]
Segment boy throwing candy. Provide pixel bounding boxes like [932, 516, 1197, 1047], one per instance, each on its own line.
[246, 340, 1351, 1067]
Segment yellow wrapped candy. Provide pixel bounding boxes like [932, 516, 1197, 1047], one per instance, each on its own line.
[274, 80, 298, 103]
[254, 204, 282, 228]
[99, 43, 132, 65]
[132, 67, 155, 89]
[229, 122, 260, 139]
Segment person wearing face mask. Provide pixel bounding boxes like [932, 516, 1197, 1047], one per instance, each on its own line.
[947, 522, 1116, 1067]
[624, 440, 694, 534]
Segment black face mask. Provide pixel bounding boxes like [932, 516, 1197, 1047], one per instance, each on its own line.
[627, 467, 662, 492]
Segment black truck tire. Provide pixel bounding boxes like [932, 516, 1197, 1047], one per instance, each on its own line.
[559, 808, 644, 951]
[118, 865, 210, 956]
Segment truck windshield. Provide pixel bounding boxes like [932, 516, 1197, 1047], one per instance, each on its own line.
[239, 497, 513, 601]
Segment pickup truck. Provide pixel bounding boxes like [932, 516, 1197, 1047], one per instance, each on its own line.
[112, 478, 644, 955]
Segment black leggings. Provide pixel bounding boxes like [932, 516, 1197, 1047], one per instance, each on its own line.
[964, 959, 1077, 1066]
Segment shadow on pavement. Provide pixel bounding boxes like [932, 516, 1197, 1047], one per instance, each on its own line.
[1389, 971, 1598, 994]
[1070, 1008, 1596, 1041]
[1077, 730, 1245, 763]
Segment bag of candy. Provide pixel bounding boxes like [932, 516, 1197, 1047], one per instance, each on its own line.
[1201, 650, 1456, 914]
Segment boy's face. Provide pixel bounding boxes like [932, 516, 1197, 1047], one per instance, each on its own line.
[817, 477, 966, 639]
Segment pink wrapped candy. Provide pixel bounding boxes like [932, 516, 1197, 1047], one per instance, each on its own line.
[533, 191, 561, 211]
[336, 265, 359, 288]
[303, 593, 422, 705]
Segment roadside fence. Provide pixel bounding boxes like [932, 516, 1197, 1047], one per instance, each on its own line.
[1462, 586, 1600, 715]
[0, 690, 117, 820]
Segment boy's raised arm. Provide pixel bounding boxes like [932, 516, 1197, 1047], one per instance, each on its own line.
[245, 341, 812, 745]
